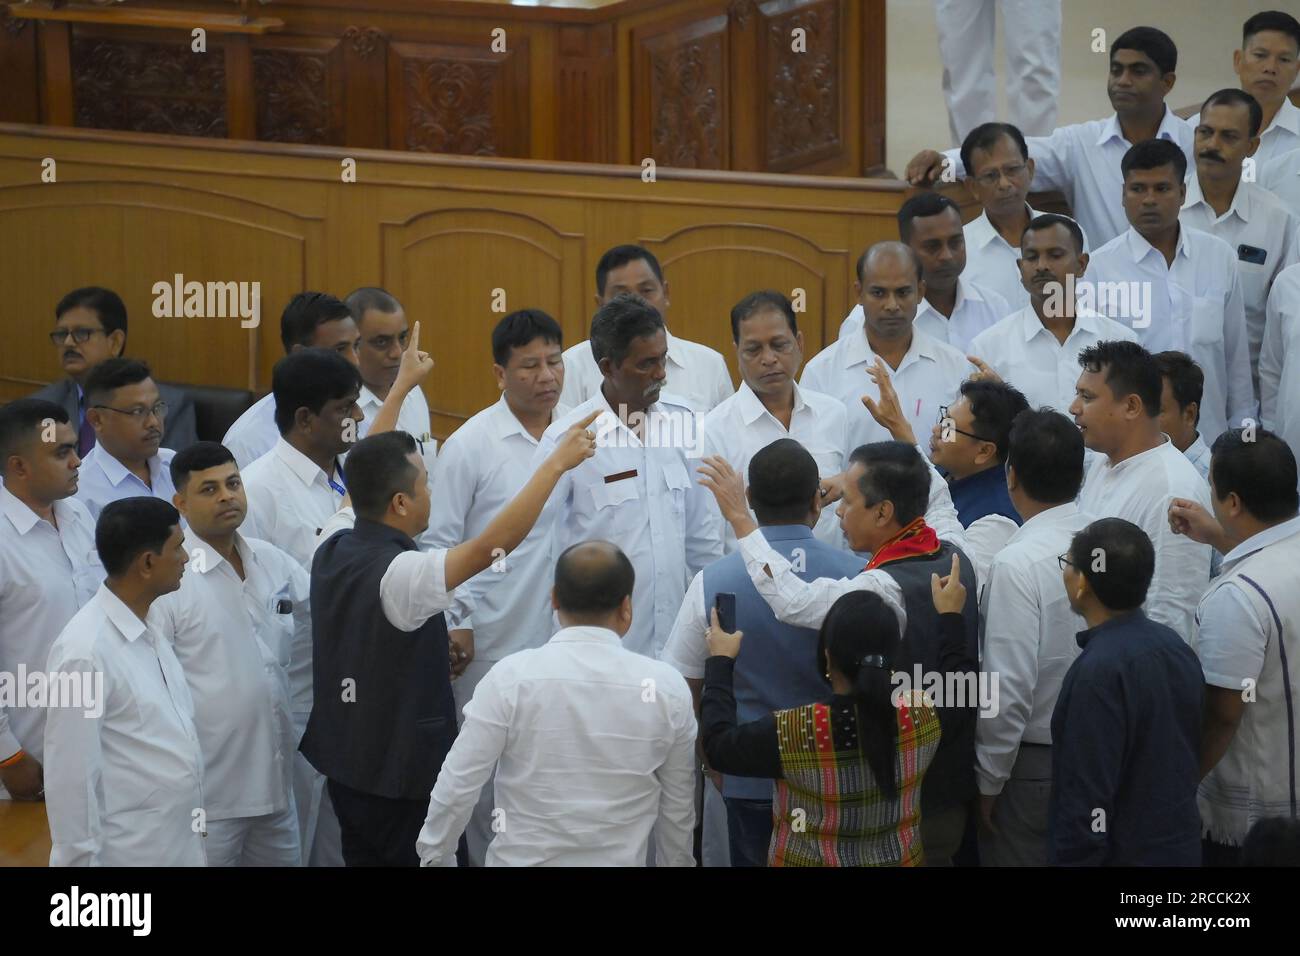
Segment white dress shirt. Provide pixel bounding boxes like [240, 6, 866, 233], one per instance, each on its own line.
[838, 279, 1010, 353]
[1260, 263, 1300, 476]
[1190, 98, 1300, 173]
[531, 391, 723, 659]
[558, 328, 734, 414]
[1078, 437, 1213, 641]
[1087, 225, 1256, 443]
[422, 395, 567, 659]
[1181, 174, 1300, 382]
[0, 489, 102, 764]
[74, 445, 177, 521]
[966, 305, 1138, 412]
[962, 204, 1092, 310]
[1263, 147, 1300, 217]
[147, 532, 306, 820]
[700, 381, 849, 551]
[356, 383, 437, 462]
[43, 584, 206, 867]
[222, 392, 278, 470]
[975, 502, 1090, 796]
[416, 625, 697, 867]
[241, 437, 346, 712]
[1183, 432, 1211, 479]
[942, 106, 1195, 246]
[801, 327, 972, 453]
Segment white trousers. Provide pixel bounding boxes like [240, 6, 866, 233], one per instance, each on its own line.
[292, 710, 344, 867]
[451, 658, 498, 867]
[934, 0, 1061, 145]
[204, 804, 302, 867]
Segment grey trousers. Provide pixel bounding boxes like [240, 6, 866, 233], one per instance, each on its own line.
[978, 743, 1052, 866]
[921, 803, 969, 866]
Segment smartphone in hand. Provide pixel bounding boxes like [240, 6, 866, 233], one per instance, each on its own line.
[714, 592, 737, 633]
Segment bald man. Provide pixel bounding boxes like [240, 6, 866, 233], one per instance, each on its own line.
[416, 541, 697, 866]
[802, 242, 974, 451]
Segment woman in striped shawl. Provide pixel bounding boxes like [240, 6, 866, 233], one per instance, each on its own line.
[700, 554, 973, 866]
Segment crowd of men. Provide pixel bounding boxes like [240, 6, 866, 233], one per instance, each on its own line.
[3, 15, 1300, 868]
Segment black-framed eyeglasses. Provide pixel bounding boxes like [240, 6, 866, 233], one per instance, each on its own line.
[937, 405, 993, 443]
[92, 401, 167, 422]
[971, 163, 1029, 189]
[1057, 553, 1076, 571]
[49, 328, 106, 346]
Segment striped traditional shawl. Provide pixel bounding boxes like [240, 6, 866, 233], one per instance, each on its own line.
[769, 693, 941, 867]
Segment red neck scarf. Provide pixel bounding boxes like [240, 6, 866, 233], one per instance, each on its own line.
[864, 517, 942, 571]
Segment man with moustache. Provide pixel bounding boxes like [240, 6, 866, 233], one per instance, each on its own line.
[1087, 139, 1256, 446]
[803, 242, 971, 453]
[967, 215, 1136, 413]
[0, 400, 104, 801]
[906, 27, 1194, 247]
[559, 245, 733, 414]
[423, 309, 568, 865]
[840, 194, 1009, 352]
[534, 293, 724, 660]
[32, 286, 196, 455]
[74, 358, 177, 520]
[148, 442, 307, 866]
[1181, 89, 1299, 390]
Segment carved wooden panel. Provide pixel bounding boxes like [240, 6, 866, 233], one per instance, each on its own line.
[0, 5, 39, 125]
[556, 24, 616, 163]
[757, 0, 842, 171]
[387, 39, 529, 157]
[71, 33, 228, 137]
[252, 37, 346, 145]
[632, 10, 730, 169]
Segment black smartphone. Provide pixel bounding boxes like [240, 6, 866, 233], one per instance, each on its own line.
[714, 592, 737, 633]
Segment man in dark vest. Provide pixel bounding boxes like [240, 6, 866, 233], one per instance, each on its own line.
[301, 415, 598, 866]
[699, 441, 980, 866]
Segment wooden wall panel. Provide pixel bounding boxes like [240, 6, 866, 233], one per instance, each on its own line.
[251, 35, 346, 146]
[754, 0, 844, 173]
[0, 123, 910, 438]
[0, 7, 40, 124]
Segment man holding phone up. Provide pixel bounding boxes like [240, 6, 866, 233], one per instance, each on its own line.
[663, 439, 864, 865]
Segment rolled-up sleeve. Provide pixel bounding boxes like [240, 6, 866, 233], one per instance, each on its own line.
[380, 548, 452, 632]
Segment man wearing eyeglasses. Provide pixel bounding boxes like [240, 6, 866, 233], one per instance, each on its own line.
[74, 358, 178, 521]
[31, 287, 196, 456]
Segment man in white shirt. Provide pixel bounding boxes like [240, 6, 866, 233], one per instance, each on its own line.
[75, 358, 177, 520]
[1070, 340, 1212, 641]
[1182, 89, 1300, 388]
[840, 194, 1009, 351]
[958, 123, 1072, 310]
[1260, 262, 1300, 475]
[804, 242, 971, 453]
[223, 292, 362, 468]
[1262, 147, 1300, 216]
[147, 442, 306, 867]
[417, 541, 696, 867]
[43, 497, 203, 866]
[1154, 351, 1212, 479]
[703, 291, 849, 552]
[535, 293, 724, 660]
[1167, 429, 1300, 864]
[1187, 13, 1300, 172]
[975, 408, 1089, 866]
[907, 26, 1194, 247]
[1087, 139, 1256, 444]
[241, 347, 363, 868]
[558, 244, 733, 414]
[423, 308, 568, 865]
[968, 214, 1137, 413]
[345, 286, 437, 464]
[306, 415, 599, 866]
[0, 400, 103, 801]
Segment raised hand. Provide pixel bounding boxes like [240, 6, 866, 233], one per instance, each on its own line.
[705, 606, 743, 659]
[697, 455, 749, 525]
[930, 552, 966, 615]
[965, 354, 1003, 384]
[548, 409, 600, 471]
[863, 358, 917, 445]
[905, 149, 948, 187]
[1168, 497, 1230, 551]
[394, 319, 435, 393]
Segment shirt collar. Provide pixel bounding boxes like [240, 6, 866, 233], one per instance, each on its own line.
[358, 384, 383, 412]
[663, 327, 689, 372]
[0, 486, 44, 535]
[1104, 434, 1173, 471]
[1123, 224, 1190, 264]
[1221, 514, 1300, 566]
[1185, 431, 1209, 462]
[1075, 609, 1146, 649]
[842, 326, 938, 371]
[1265, 97, 1300, 138]
[1009, 500, 1078, 543]
[1097, 106, 1183, 147]
[549, 625, 623, 647]
[86, 444, 161, 489]
[1184, 172, 1253, 224]
[183, 531, 256, 576]
[918, 278, 982, 320]
[96, 582, 148, 643]
[967, 203, 1043, 251]
[489, 393, 558, 442]
[273, 436, 333, 488]
[1021, 303, 1110, 342]
[733, 380, 806, 426]
[759, 524, 816, 543]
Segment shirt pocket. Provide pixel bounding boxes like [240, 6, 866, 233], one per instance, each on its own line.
[1190, 292, 1226, 349]
[661, 460, 691, 520]
[589, 477, 642, 535]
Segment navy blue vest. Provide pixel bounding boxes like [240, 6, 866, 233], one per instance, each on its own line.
[947, 464, 1021, 527]
[702, 525, 866, 800]
[301, 519, 457, 800]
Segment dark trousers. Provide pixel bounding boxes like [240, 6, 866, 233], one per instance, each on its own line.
[724, 797, 773, 867]
[327, 778, 429, 867]
[1202, 838, 1242, 867]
